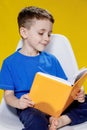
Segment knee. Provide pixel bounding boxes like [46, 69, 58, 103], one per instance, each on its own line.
[30, 110, 48, 124]
[25, 109, 49, 129]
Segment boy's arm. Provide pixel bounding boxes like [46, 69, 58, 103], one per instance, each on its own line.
[4, 90, 34, 109]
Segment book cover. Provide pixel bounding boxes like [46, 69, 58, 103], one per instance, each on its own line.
[29, 68, 87, 117]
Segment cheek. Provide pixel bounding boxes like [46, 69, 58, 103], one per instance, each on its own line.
[28, 32, 41, 45]
[32, 35, 41, 44]
[28, 38, 39, 47]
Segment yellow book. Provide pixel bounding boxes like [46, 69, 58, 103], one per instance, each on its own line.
[29, 68, 87, 117]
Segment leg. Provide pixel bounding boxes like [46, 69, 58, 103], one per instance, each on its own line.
[64, 94, 87, 125]
[49, 95, 87, 129]
[17, 107, 49, 130]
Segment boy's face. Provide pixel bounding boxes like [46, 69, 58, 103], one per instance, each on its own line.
[20, 19, 53, 52]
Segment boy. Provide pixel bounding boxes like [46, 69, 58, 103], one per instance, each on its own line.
[0, 6, 87, 130]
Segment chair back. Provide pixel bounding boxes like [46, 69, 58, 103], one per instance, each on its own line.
[45, 34, 78, 81]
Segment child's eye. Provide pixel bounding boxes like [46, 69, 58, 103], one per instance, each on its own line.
[38, 33, 43, 35]
[48, 34, 51, 37]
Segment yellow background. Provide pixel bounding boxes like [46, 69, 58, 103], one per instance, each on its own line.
[0, 0, 87, 101]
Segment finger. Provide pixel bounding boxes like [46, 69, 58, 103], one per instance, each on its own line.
[21, 100, 34, 108]
[20, 97, 34, 107]
[23, 98, 34, 106]
[22, 94, 35, 104]
[77, 89, 85, 96]
[23, 94, 31, 100]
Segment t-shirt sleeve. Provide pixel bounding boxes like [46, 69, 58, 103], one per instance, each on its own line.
[0, 60, 14, 90]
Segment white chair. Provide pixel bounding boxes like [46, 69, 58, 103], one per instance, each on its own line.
[0, 98, 24, 130]
[0, 34, 87, 130]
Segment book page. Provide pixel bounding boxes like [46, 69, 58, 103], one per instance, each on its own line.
[38, 72, 72, 86]
[62, 70, 87, 112]
[72, 67, 87, 84]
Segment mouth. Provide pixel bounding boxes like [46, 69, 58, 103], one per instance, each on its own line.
[41, 43, 48, 46]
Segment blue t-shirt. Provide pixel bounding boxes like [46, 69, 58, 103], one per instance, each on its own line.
[0, 51, 67, 98]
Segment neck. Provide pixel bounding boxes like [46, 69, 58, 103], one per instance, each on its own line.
[19, 46, 39, 56]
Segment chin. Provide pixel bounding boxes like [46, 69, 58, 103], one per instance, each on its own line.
[39, 49, 45, 52]
[39, 46, 46, 51]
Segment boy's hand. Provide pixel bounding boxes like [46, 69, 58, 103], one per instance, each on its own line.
[19, 94, 34, 109]
[75, 89, 85, 103]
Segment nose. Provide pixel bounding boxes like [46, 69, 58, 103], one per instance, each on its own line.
[44, 34, 50, 42]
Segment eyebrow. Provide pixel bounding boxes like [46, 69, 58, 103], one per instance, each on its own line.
[39, 29, 52, 33]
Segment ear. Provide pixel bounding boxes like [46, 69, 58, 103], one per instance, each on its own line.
[19, 27, 28, 39]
